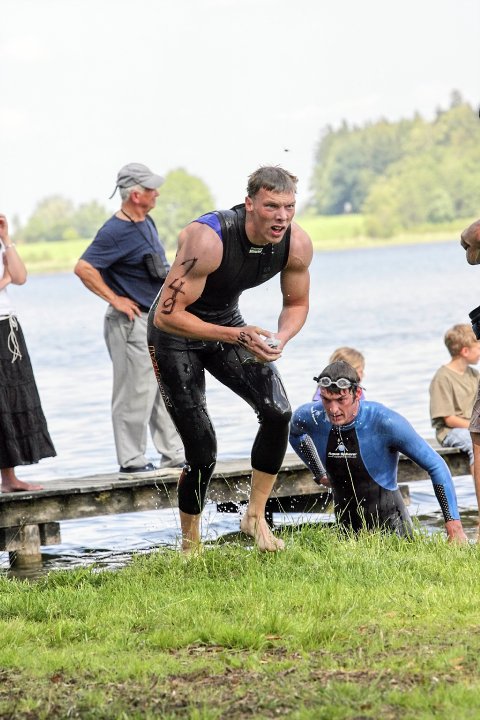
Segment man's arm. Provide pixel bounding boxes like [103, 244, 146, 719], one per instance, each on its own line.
[153, 223, 285, 362]
[276, 223, 313, 346]
[74, 259, 141, 321]
[390, 411, 467, 542]
[289, 404, 329, 485]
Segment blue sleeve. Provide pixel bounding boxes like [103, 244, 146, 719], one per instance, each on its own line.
[289, 403, 327, 480]
[193, 212, 222, 238]
[383, 409, 461, 521]
[81, 226, 122, 269]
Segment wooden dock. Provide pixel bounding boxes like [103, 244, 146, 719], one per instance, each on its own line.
[0, 446, 470, 568]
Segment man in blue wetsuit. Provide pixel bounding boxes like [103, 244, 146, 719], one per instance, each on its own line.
[289, 360, 467, 541]
[147, 166, 313, 553]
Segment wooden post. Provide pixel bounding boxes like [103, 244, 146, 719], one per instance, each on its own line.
[7, 524, 42, 569]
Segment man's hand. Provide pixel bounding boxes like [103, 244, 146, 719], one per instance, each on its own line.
[237, 325, 283, 363]
[445, 519, 468, 543]
[111, 295, 141, 321]
[460, 220, 480, 265]
[313, 474, 331, 488]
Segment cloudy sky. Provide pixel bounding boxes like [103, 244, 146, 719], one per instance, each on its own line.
[1, 0, 479, 224]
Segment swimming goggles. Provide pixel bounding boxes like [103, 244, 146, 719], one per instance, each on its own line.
[314, 376, 355, 389]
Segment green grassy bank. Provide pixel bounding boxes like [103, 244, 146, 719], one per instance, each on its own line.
[14, 215, 475, 275]
[2, 525, 480, 718]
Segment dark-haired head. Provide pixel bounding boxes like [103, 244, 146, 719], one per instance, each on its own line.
[314, 360, 360, 396]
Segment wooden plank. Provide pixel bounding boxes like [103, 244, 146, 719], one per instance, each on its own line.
[0, 446, 470, 531]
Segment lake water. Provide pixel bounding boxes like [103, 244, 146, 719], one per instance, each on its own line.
[3, 239, 480, 571]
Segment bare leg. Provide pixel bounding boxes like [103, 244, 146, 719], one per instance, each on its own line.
[179, 510, 202, 554]
[1, 467, 43, 493]
[240, 469, 285, 552]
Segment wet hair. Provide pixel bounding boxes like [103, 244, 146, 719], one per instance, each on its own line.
[317, 360, 360, 395]
[247, 166, 298, 198]
[444, 323, 478, 357]
[329, 347, 365, 376]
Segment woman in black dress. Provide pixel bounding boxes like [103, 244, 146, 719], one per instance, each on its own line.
[0, 214, 55, 492]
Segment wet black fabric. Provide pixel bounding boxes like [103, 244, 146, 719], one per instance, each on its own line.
[0, 318, 56, 468]
[147, 205, 294, 514]
[148, 317, 292, 514]
[187, 204, 290, 325]
[325, 425, 413, 537]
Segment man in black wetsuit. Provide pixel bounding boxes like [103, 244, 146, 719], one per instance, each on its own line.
[147, 166, 313, 553]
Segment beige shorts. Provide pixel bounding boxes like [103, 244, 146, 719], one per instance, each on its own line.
[469, 385, 480, 433]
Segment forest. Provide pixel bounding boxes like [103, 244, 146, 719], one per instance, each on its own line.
[12, 92, 479, 249]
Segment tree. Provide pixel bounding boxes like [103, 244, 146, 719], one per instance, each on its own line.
[310, 98, 480, 235]
[73, 201, 109, 240]
[19, 196, 76, 243]
[14, 196, 110, 243]
[310, 119, 415, 214]
[150, 168, 215, 251]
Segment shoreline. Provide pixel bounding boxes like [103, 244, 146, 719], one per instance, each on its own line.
[18, 232, 466, 276]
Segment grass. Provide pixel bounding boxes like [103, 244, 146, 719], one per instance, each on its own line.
[296, 213, 476, 252]
[17, 238, 91, 275]
[1, 524, 480, 718]
[15, 215, 477, 275]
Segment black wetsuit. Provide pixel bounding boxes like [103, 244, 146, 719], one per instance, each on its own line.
[147, 205, 292, 515]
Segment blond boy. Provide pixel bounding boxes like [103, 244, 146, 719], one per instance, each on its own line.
[429, 324, 480, 480]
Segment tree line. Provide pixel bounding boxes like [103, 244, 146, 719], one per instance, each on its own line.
[12, 168, 214, 252]
[309, 90, 480, 236]
[12, 91, 479, 246]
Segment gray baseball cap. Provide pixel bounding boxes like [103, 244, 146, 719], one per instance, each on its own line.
[109, 162, 164, 198]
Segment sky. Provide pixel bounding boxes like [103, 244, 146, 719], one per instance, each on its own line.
[1, 0, 479, 224]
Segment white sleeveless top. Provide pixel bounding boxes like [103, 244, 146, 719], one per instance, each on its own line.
[0, 242, 15, 316]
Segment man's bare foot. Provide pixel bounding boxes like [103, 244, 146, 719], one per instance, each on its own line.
[1, 478, 43, 493]
[181, 540, 203, 556]
[240, 514, 285, 552]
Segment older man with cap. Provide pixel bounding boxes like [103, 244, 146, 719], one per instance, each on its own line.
[74, 163, 184, 477]
[289, 360, 467, 542]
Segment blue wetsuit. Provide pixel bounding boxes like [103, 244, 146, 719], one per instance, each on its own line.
[289, 400, 460, 536]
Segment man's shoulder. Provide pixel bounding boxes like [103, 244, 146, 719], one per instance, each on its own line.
[286, 222, 313, 265]
[292, 401, 325, 425]
[81, 216, 128, 262]
[359, 400, 404, 426]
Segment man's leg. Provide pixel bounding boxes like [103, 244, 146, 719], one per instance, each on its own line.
[179, 510, 202, 553]
[147, 325, 216, 553]
[206, 345, 291, 553]
[104, 309, 151, 468]
[470, 432, 480, 518]
[149, 391, 184, 468]
[240, 469, 285, 551]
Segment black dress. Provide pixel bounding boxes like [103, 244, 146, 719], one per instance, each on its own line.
[0, 314, 56, 468]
